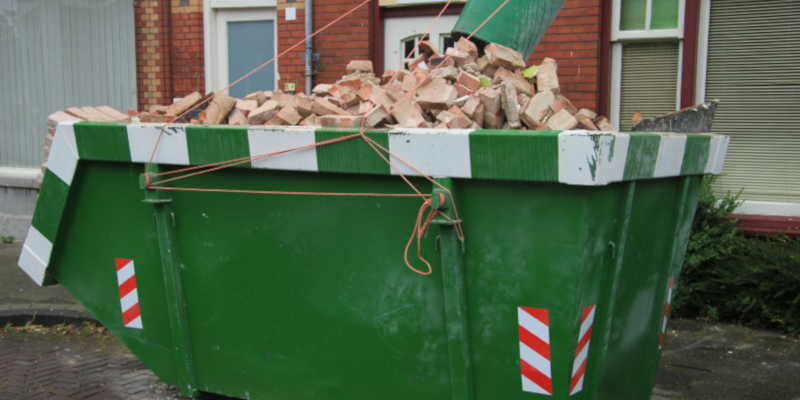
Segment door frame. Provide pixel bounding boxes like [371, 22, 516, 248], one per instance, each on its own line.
[371, 3, 464, 74]
[204, 0, 278, 94]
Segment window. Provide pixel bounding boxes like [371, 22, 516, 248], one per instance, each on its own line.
[440, 34, 455, 54]
[697, 0, 800, 203]
[402, 34, 428, 69]
[609, 0, 684, 129]
[612, 0, 684, 40]
[618, 42, 680, 132]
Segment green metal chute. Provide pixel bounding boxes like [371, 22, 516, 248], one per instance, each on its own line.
[452, 0, 568, 59]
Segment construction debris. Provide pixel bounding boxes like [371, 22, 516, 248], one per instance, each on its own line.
[41, 39, 618, 180]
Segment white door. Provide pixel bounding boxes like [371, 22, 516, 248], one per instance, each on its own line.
[210, 8, 277, 98]
[383, 15, 460, 72]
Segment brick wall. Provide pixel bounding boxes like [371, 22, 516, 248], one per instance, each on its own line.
[134, 0, 205, 111]
[528, 0, 602, 111]
[131, 0, 598, 112]
[170, 1, 205, 99]
[277, 0, 371, 95]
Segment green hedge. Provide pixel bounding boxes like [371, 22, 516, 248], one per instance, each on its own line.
[674, 176, 800, 334]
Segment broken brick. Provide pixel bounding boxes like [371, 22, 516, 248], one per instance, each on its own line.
[456, 37, 479, 57]
[204, 91, 237, 124]
[96, 106, 128, 121]
[575, 113, 599, 130]
[461, 95, 481, 118]
[479, 87, 502, 114]
[313, 84, 334, 96]
[446, 106, 472, 129]
[248, 100, 280, 124]
[346, 60, 373, 73]
[544, 109, 579, 130]
[167, 92, 203, 116]
[417, 80, 457, 110]
[455, 84, 474, 98]
[594, 116, 616, 131]
[520, 90, 555, 129]
[243, 91, 267, 106]
[319, 115, 364, 127]
[492, 67, 534, 96]
[311, 98, 351, 116]
[46, 111, 82, 134]
[391, 99, 425, 127]
[338, 76, 362, 90]
[483, 108, 505, 130]
[473, 104, 485, 128]
[385, 83, 407, 102]
[432, 66, 459, 81]
[500, 81, 521, 129]
[227, 108, 249, 125]
[457, 71, 481, 92]
[235, 99, 259, 116]
[294, 94, 314, 118]
[536, 58, 560, 93]
[418, 40, 441, 57]
[484, 43, 526, 71]
[299, 114, 320, 127]
[364, 103, 391, 127]
[401, 74, 418, 93]
[381, 70, 396, 85]
[63, 107, 95, 121]
[578, 108, 598, 120]
[551, 94, 578, 115]
[275, 105, 303, 125]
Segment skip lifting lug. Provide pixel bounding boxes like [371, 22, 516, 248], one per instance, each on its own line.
[429, 179, 465, 254]
[140, 171, 172, 204]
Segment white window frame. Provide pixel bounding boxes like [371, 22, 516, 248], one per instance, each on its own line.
[611, 0, 686, 41]
[203, 0, 279, 94]
[609, 0, 685, 129]
[439, 33, 455, 54]
[694, 0, 711, 104]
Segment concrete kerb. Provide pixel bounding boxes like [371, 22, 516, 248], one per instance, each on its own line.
[0, 303, 101, 327]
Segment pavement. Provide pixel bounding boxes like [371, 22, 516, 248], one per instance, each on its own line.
[0, 242, 96, 326]
[2, 241, 799, 400]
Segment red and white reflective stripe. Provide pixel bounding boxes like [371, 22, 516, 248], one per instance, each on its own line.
[659, 276, 674, 349]
[518, 307, 552, 396]
[116, 258, 142, 329]
[569, 304, 596, 396]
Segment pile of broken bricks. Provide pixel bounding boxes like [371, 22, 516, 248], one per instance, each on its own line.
[41, 38, 617, 181]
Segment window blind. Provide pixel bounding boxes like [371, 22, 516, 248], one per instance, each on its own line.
[619, 41, 680, 132]
[705, 0, 800, 203]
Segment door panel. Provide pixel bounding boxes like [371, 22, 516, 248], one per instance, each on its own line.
[227, 20, 275, 98]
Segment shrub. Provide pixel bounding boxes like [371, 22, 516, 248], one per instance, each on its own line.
[674, 175, 800, 334]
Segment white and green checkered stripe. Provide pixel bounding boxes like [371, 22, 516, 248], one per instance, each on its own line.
[47, 122, 731, 183]
[22, 122, 728, 285]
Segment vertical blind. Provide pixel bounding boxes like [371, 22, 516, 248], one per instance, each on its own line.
[705, 0, 800, 203]
[0, 0, 136, 169]
[619, 41, 680, 132]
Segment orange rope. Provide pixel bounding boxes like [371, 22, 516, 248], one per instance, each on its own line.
[150, 187, 429, 198]
[142, 0, 512, 275]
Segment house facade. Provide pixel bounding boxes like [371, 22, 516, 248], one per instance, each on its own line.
[0, 0, 797, 238]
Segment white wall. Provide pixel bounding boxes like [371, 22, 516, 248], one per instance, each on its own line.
[383, 14, 459, 72]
